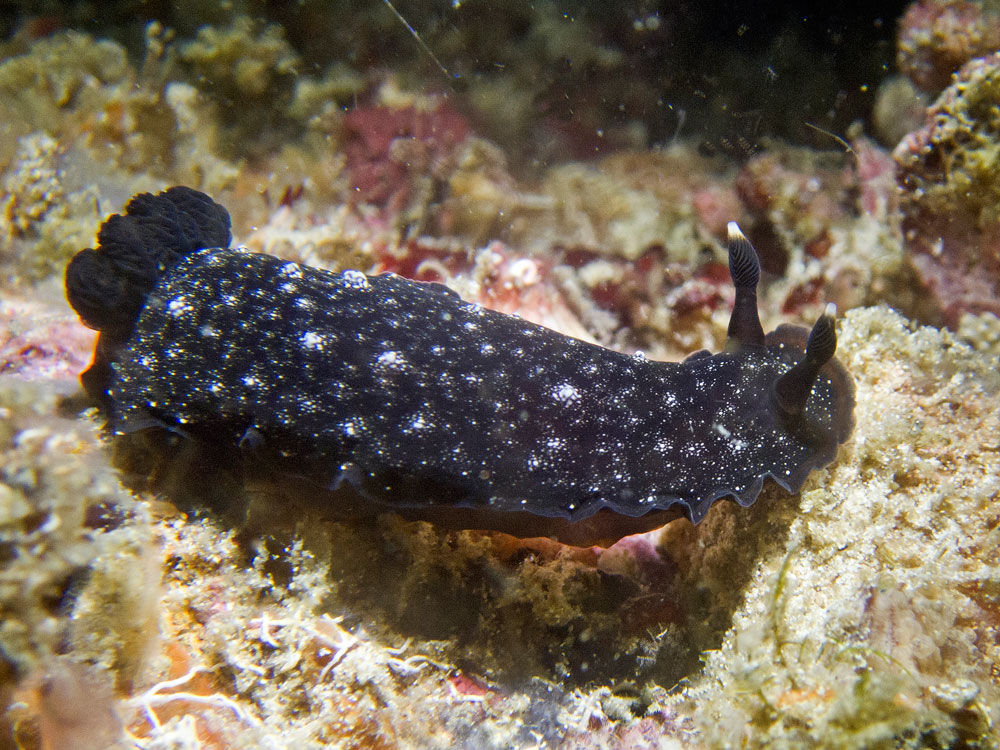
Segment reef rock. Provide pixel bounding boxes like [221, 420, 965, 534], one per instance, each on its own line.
[894, 51, 1000, 326]
[897, 0, 1000, 93]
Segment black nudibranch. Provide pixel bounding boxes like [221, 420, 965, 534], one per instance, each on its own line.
[66, 187, 855, 546]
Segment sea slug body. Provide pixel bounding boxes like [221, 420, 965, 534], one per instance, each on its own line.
[66, 187, 855, 546]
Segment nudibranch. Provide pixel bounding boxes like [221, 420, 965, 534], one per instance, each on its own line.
[66, 187, 854, 546]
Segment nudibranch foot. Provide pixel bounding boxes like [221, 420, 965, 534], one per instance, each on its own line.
[65, 188, 856, 547]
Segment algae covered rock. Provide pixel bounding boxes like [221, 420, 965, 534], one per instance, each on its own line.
[0, 375, 156, 745]
[894, 51, 1000, 325]
[680, 306, 1000, 749]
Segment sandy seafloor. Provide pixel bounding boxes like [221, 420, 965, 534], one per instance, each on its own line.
[1, 5, 999, 749]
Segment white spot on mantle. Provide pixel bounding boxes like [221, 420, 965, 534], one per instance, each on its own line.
[376, 350, 405, 369]
[341, 269, 370, 289]
[300, 331, 323, 349]
[552, 382, 580, 404]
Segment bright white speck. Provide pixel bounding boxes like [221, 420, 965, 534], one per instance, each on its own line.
[341, 269, 370, 289]
[198, 324, 219, 338]
[300, 331, 324, 349]
[376, 350, 405, 369]
[552, 382, 580, 404]
[279, 262, 303, 278]
[167, 296, 192, 316]
[713, 423, 732, 439]
[242, 375, 260, 387]
[407, 414, 430, 432]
